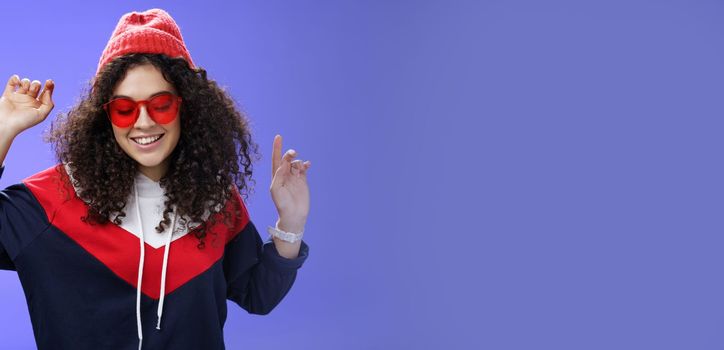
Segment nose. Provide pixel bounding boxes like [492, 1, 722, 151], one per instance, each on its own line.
[133, 103, 156, 129]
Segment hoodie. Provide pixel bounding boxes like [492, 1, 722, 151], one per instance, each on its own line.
[0, 164, 310, 349]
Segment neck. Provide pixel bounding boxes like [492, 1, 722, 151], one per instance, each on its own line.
[138, 162, 167, 182]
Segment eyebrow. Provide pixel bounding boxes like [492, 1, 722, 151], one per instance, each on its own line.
[111, 90, 175, 100]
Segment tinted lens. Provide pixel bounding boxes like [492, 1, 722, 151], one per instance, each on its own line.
[147, 94, 179, 124]
[108, 99, 138, 128]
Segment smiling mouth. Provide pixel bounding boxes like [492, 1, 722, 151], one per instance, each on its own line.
[131, 134, 164, 145]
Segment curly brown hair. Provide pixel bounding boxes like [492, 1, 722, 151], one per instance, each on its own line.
[45, 53, 261, 248]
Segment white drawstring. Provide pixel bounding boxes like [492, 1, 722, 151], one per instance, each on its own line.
[134, 182, 145, 350]
[134, 179, 177, 350]
[156, 209, 176, 330]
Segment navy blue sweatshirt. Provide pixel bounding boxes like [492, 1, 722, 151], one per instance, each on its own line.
[0, 164, 309, 349]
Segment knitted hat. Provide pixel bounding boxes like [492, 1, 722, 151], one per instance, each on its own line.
[96, 8, 195, 76]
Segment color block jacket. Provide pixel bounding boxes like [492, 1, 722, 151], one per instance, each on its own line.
[0, 164, 310, 349]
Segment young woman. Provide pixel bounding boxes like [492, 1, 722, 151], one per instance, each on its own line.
[0, 8, 310, 350]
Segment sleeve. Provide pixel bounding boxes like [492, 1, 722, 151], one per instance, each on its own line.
[0, 165, 14, 270]
[223, 219, 310, 315]
[0, 165, 53, 271]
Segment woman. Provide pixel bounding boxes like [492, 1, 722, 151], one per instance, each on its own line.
[0, 8, 310, 350]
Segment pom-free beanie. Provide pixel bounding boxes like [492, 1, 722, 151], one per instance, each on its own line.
[96, 8, 195, 76]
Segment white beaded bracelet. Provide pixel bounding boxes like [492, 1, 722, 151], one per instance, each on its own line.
[267, 224, 304, 243]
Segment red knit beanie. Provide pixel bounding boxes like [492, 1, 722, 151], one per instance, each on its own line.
[96, 8, 195, 76]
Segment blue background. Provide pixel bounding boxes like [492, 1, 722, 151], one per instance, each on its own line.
[0, 0, 722, 349]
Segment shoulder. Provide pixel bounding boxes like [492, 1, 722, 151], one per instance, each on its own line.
[21, 163, 77, 217]
[0, 165, 69, 258]
[22, 163, 72, 195]
[218, 185, 253, 243]
[22, 163, 67, 186]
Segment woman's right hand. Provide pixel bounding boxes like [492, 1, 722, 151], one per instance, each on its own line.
[0, 74, 55, 138]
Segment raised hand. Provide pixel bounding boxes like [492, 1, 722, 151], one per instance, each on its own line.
[270, 134, 311, 235]
[0, 75, 55, 137]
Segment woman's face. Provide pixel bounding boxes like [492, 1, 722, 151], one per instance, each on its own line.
[110, 63, 181, 181]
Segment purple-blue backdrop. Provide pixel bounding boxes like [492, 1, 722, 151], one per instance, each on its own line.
[0, 0, 722, 349]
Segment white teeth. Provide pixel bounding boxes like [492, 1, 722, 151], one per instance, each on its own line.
[132, 135, 162, 145]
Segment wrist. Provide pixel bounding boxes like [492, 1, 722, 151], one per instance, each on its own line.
[268, 224, 304, 244]
[276, 217, 306, 234]
[0, 127, 18, 143]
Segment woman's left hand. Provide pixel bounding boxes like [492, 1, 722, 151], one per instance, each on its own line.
[270, 134, 311, 235]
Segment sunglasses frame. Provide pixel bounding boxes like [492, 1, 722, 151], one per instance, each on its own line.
[102, 92, 183, 128]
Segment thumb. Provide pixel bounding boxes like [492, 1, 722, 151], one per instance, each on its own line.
[2, 75, 19, 97]
[37, 80, 55, 117]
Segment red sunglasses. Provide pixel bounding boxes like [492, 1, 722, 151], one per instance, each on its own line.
[102, 92, 182, 128]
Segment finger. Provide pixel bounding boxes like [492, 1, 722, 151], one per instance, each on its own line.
[28, 80, 41, 99]
[3, 75, 19, 96]
[18, 78, 30, 94]
[290, 159, 302, 175]
[272, 134, 282, 179]
[38, 80, 54, 103]
[37, 80, 55, 117]
[300, 160, 311, 176]
[282, 149, 297, 165]
[274, 149, 296, 178]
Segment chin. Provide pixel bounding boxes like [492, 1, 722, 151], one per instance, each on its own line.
[114, 133, 179, 174]
[123, 146, 172, 169]
[133, 157, 168, 168]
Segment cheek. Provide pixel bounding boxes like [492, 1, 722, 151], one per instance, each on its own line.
[167, 121, 181, 144]
[111, 127, 136, 157]
[111, 127, 126, 145]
